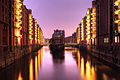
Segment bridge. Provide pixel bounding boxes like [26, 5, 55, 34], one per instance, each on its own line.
[42, 43, 78, 47]
[42, 43, 50, 46]
[64, 43, 78, 47]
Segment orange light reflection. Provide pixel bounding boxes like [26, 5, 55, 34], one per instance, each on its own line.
[81, 57, 84, 78]
[18, 72, 23, 80]
[29, 59, 33, 80]
[77, 51, 96, 80]
[35, 56, 38, 80]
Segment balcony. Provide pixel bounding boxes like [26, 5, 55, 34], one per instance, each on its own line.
[114, 0, 120, 6]
[114, 7, 120, 14]
[91, 12, 96, 16]
[114, 17, 120, 23]
[91, 21, 96, 25]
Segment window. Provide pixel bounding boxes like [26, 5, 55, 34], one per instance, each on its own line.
[104, 38, 109, 43]
[115, 36, 119, 43]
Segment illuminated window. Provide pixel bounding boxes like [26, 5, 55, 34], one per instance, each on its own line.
[104, 38, 109, 43]
[115, 36, 119, 43]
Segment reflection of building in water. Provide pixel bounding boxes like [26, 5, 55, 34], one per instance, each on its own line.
[51, 50, 65, 63]
[35, 56, 38, 80]
[28, 47, 44, 80]
[77, 50, 96, 80]
[29, 59, 33, 80]
[18, 72, 23, 80]
[52, 29, 65, 44]
[66, 47, 78, 53]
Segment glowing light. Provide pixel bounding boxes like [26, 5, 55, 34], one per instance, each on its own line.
[38, 52, 40, 71]
[77, 50, 80, 69]
[86, 9, 91, 45]
[91, 7, 96, 45]
[18, 37, 21, 45]
[29, 59, 33, 80]
[114, 0, 120, 34]
[14, 0, 22, 45]
[81, 19, 84, 41]
[103, 73, 108, 80]
[18, 72, 23, 80]
[91, 66, 96, 80]
[77, 51, 96, 80]
[77, 25, 81, 44]
[35, 20, 38, 44]
[81, 57, 84, 77]
[29, 13, 33, 44]
[114, 0, 120, 6]
[40, 47, 44, 64]
[35, 56, 38, 80]
[86, 61, 91, 80]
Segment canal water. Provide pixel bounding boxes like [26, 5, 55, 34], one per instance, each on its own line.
[0, 46, 120, 80]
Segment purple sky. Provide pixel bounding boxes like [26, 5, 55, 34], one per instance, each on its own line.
[23, 0, 93, 38]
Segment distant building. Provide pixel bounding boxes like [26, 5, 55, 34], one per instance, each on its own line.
[52, 29, 65, 44]
[45, 39, 50, 44]
[76, 26, 80, 44]
[65, 36, 72, 43]
[72, 32, 77, 43]
[65, 32, 77, 44]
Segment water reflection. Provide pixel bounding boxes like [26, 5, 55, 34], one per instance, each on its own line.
[50, 50, 65, 64]
[18, 72, 23, 80]
[0, 47, 120, 80]
[77, 50, 96, 80]
[35, 56, 38, 80]
[29, 59, 33, 80]
[75, 49, 120, 80]
[81, 57, 84, 78]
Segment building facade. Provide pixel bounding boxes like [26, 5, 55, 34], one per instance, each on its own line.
[52, 29, 65, 44]
[0, 0, 10, 56]
[0, 0, 44, 58]
[65, 36, 72, 43]
[0, 0, 9, 46]
[22, 5, 29, 46]
[72, 32, 77, 43]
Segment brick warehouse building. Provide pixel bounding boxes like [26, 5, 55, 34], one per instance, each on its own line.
[9, 0, 14, 49]
[0, 0, 10, 56]
[72, 32, 77, 43]
[22, 5, 29, 46]
[32, 18, 35, 45]
[0, 0, 44, 61]
[76, 0, 120, 66]
[65, 36, 72, 43]
[113, 0, 120, 52]
[96, 0, 113, 51]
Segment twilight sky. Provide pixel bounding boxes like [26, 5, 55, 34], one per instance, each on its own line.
[23, 0, 93, 38]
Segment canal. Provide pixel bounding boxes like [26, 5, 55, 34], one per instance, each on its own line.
[0, 46, 120, 80]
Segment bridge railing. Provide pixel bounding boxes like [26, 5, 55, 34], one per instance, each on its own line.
[65, 43, 78, 45]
